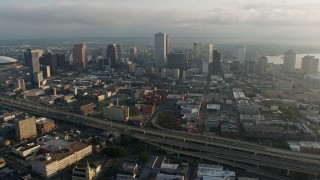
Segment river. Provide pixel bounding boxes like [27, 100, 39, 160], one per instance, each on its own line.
[266, 54, 320, 70]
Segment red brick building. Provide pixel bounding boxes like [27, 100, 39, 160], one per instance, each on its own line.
[36, 118, 56, 135]
[158, 110, 183, 130]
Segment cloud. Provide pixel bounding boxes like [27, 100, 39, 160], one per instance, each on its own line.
[0, 0, 319, 40]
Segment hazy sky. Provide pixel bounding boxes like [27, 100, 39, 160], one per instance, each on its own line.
[1, 0, 320, 41]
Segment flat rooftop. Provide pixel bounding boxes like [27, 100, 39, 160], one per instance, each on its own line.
[41, 139, 71, 152]
[33, 141, 91, 164]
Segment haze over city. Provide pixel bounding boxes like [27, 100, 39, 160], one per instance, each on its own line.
[1, 1, 320, 180]
[0, 0, 320, 43]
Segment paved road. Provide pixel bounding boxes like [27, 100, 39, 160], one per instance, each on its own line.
[1, 96, 320, 178]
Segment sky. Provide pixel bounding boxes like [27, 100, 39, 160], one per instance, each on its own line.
[0, 0, 320, 42]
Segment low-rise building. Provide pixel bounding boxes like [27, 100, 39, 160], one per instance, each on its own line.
[274, 78, 292, 90]
[155, 173, 185, 180]
[166, 94, 185, 105]
[77, 103, 95, 116]
[220, 122, 240, 139]
[0, 123, 15, 139]
[158, 110, 183, 130]
[103, 105, 129, 122]
[134, 102, 156, 114]
[72, 162, 101, 180]
[15, 116, 37, 141]
[197, 164, 235, 179]
[36, 117, 56, 135]
[11, 142, 40, 158]
[237, 101, 260, 115]
[31, 142, 92, 178]
[23, 89, 45, 97]
[239, 114, 265, 123]
[0, 112, 16, 122]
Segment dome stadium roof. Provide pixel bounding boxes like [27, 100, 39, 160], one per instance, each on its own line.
[0, 56, 18, 64]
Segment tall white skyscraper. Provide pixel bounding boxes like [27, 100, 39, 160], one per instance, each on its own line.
[283, 50, 296, 72]
[207, 43, 214, 63]
[154, 32, 168, 69]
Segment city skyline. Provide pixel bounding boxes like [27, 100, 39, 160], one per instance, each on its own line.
[0, 0, 320, 43]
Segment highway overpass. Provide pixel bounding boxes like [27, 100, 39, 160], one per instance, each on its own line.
[1, 96, 320, 179]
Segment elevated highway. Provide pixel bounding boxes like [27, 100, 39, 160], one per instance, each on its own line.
[1, 96, 320, 179]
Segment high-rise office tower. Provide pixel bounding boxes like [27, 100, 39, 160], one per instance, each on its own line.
[41, 50, 57, 75]
[116, 43, 122, 60]
[166, 35, 170, 55]
[167, 52, 187, 70]
[24, 48, 43, 67]
[25, 48, 44, 87]
[154, 32, 168, 69]
[57, 53, 67, 68]
[236, 46, 246, 62]
[283, 50, 296, 72]
[202, 61, 209, 75]
[232, 60, 241, 72]
[194, 42, 202, 65]
[25, 48, 43, 74]
[301, 55, 319, 74]
[129, 47, 137, 62]
[258, 56, 268, 75]
[231, 60, 240, 72]
[245, 51, 260, 62]
[107, 44, 118, 68]
[207, 43, 214, 63]
[221, 62, 231, 73]
[73, 43, 87, 70]
[245, 61, 256, 74]
[212, 50, 221, 74]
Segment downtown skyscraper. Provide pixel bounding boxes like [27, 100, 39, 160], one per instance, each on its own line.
[207, 43, 214, 63]
[154, 32, 169, 69]
[212, 50, 221, 74]
[72, 43, 87, 70]
[41, 50, 58, 75]
[24, 48, 43, 73]
[194, 42, 202, 61]
[301, 55, 319, 74]
[283, 50, 296, 72]
[107, 44, 119, 68]
[258, 56, 268, 75]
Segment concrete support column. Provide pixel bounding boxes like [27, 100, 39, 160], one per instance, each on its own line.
[257, 164, 259, 170]
[287, 169, 290, 176]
